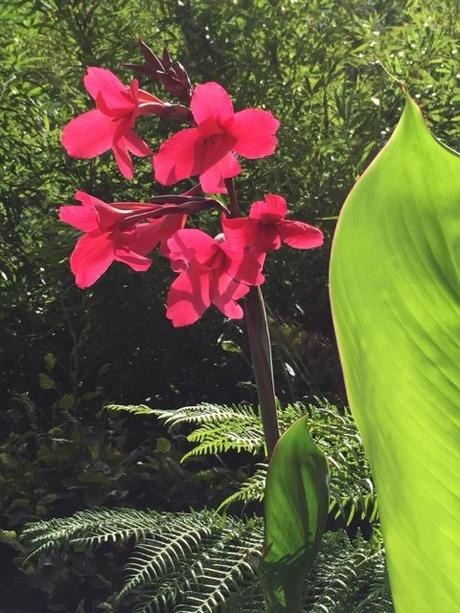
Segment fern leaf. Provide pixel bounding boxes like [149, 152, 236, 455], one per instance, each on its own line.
[105, 403, 155, 415]
[182, 422, 264, 461]
[22, 508, 392, 612]
[174, 521, 263, 613]
[196, 399, 378, 524]
[150, 403, 259, 428]
[108, 399, 376, 525]
[119, 517, 212, 599]
[23, 508, 173, 561]
[218, 464, 267, 511]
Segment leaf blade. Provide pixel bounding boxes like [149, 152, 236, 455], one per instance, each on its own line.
[263, 416, 329, 611]
[330, 94, 460, 612]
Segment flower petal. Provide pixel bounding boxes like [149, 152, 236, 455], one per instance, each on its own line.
[59, 191, 104, 232]
[113, 140, 134, 179]
[95, 91, 136, 117]
[114, 247, 152, 271]
[166, 228, 218, 267]
[127, 212, 185, 257]
[279, 220, 324, 249]
[112, 130, 152, 179]
[221, 216, 259, 250]
[124, 129, 152, 157]
[59, 205, 98, 232]
[74, 191, 107, 209]
[211, 271, 249, 319]
[199, 152, 241, 194]
[70, 233, 114, 288]
[166, 266, 211, 327]
[153, 127, 203, 186]
[220, 242, 265, 285]
[191, 82, 234, 125]
[125, 223, 163, 255]
[230, 109, 279, 158]
[154, 211, 187, 244]
[61, 109, 116, 159]
[250, 194, 287, 221]
[84, 67, 133, 110]
[221, 214, 279, 251]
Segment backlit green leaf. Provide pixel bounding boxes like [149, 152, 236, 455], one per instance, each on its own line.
[263, 416, 329, 611]
[330, 94, 460, 612]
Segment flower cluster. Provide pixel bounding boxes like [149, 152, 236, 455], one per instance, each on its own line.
[60, 45, 323, 326]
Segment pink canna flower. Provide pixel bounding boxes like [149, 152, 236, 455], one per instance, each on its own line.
[153, 82, 280, 194]
[222, 194, 324, 252]
[61, 67, 161, 179]
[59, 191, 185, 288]
[164, 229, 265, 327]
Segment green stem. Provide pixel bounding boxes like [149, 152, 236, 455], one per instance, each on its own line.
[224, 179, 280, 458]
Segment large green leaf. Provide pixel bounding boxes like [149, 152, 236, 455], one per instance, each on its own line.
[263, 416, 329, 611]
[329, 93, 460, 612]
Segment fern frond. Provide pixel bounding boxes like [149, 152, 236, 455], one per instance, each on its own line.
[150, 403, 259, 428]
[105, 403, 155, 415]
[218, 464, 267, 511]
[174, 520, 262, 613]
[23, 508, 179, 561]
[119, 516, 212, 599]
[181, 399, 377, 524]
[183, 422, 264, 461]
[109, 398, 378, 523]
[23, 508, 392, 612]
[230, 531, 392, 613]
[130, 518, 263, 613]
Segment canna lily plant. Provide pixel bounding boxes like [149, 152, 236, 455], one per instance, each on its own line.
[55, 39, 458, 612]
[58, 40, 329, 610]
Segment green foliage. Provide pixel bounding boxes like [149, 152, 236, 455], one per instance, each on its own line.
[22, 508, 392, 612]
[23, 509, 262, 612]
[114, 399, 377, 524]
[330, 95, 460, 611]
[105, 404, 156, 416]
[262, 417, 329, 611]
[217, 464, 267, 511]
[2, 0, 459, 609]
[3, 0, 459, 414]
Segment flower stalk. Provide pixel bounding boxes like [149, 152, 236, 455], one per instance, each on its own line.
[224, 179, 280, 458]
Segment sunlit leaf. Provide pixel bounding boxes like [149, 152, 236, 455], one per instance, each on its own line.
[263, 416, 329, 611]
[330, 93, 460, 612]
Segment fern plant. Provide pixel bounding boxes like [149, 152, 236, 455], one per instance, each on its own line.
[107, 399, 377, 524]
[22, 508, 392, 612]
[22, 400, 386, 609]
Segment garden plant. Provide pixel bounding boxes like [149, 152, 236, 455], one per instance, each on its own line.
[20, 39, 460, 613]
[1, 1, 459, 612]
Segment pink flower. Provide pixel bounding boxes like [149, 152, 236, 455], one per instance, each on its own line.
[59, 191, 185, 288]
[222, 194, 324, 252]
[61, 67, 160, 179]
[153, 82, 280, 193]
[165, 229, 265, 327]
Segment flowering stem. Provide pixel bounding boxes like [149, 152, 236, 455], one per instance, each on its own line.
[224, 179, 280, 458]
[245, 286, 280, 457]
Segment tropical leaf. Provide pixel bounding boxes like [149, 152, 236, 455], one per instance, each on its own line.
[330, 93, 460, 612]
[263, 416, 329, 611]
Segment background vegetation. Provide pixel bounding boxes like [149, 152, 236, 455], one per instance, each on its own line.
[0, 0, 458, 610]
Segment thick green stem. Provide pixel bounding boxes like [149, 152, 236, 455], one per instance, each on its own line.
[224, 179, 280, 458]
